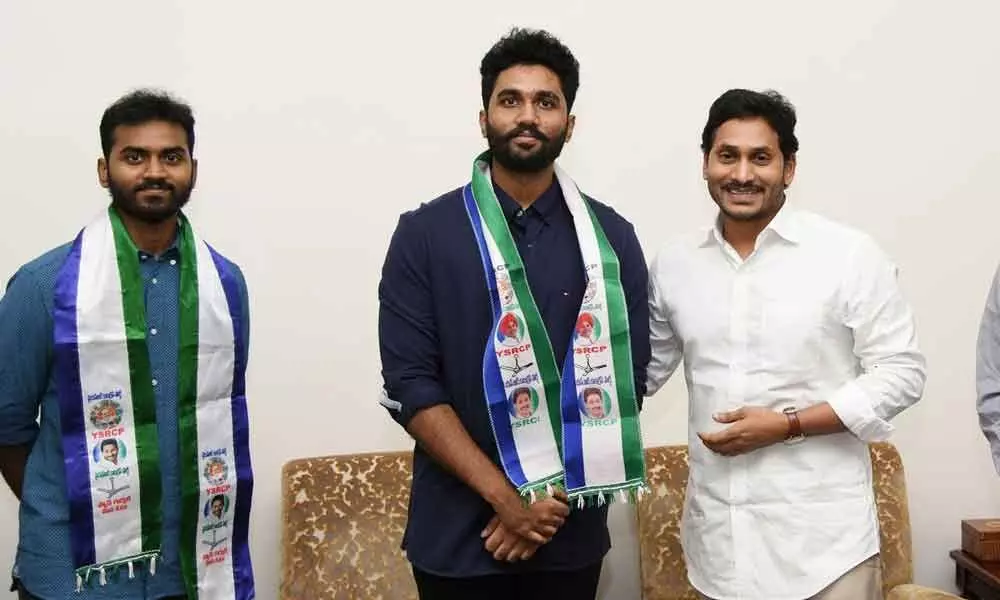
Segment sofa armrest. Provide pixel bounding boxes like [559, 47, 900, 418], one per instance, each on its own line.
[886, 583, 964, 600]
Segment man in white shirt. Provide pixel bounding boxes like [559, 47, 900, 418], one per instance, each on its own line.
[646, 88, 926, 600]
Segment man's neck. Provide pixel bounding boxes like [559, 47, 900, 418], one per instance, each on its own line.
[115, 209, 178, 256]
[721, 217, 769, 259]
[720, 200, 786, 259]
[491, 159, 555, 209]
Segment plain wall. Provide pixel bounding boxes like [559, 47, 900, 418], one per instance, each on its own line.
[2, 0, 999, 597]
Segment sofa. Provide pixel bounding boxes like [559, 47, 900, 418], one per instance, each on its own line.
[280, 443, 959, 599]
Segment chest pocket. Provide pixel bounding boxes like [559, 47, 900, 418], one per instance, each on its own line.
[754, 269, 842, 374]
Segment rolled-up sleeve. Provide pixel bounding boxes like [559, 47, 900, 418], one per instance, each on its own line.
[0, 268, 50, 446]
[645, 250, 684, 396]
[377, 212, 450, 427]
[827, 237, 926, 442]
[976, 263, 1000, 474]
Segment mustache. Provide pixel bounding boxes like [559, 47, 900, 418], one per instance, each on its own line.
[504, 126, 549, 143]
[723, 182, 763, 193]
[134, 179, 175, 192]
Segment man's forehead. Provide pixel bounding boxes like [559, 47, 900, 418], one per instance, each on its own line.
[112, 121, 188, 148]
[494, 65, 564, 97]
[713, 118, 780, 149]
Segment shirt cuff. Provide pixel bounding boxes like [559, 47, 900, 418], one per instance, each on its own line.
[380, 378, 450, 427]
[826, 380, 894, 442]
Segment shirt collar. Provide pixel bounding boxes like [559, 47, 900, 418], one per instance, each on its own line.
[702, 202, 802, 248]
[764, 202, 802, 244]
[493, 175, 562, 224]
[137, 226, 182, 262]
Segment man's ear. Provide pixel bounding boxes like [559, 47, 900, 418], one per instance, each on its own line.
[98, 157, 110, 188]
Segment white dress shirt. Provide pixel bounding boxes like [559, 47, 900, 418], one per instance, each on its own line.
[646, 206, 926, 600]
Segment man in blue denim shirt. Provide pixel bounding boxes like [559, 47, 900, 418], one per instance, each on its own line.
[0, 89, 250, 600]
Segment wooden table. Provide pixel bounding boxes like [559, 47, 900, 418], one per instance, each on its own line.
[952, 549, 1000, 599]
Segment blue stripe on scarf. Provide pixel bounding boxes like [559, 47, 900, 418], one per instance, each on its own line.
[208, 245, 256, 600]
[462, 184, 527, 488]
[53, 231, 97, 568]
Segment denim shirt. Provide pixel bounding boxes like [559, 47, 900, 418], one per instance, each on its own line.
[0, 234, 249, 600]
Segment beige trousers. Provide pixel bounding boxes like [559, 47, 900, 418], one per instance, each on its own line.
[696, 554, 883, 600]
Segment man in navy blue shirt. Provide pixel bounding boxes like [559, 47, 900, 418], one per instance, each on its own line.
[378, 28, 650, 600]
[0, 90, 251, 600]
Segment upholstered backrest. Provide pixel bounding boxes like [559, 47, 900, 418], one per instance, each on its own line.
[280, 450, 416, 600]
[870, 442, 914, 593]
[280, 443, 914, 599]
[635, 446, 699, 600]
[635, 442, 913, 600]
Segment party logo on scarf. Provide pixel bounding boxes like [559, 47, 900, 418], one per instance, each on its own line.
[574, 312, 602, 347]
[89, 399, 124, 429]
[508, 386, 541, 427]
[578, 387, 616, 426]
[92, 438, 132, 502]
[92, 438, 127, 467]
[203, 456, 229, 487]
[583, 279, 598, 304]
[201, 492, 231, 556]
[496, 312, 525, 346]
[498, 278, 515, 307]
[204, 493, 230, 522]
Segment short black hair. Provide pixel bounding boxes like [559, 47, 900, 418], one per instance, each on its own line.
[701, 89, 799, 161]
[211, 494, 225, 505]
[480, 27, 580, 111]
[100, 439, 118, 451]
[99, 88, 195, 158]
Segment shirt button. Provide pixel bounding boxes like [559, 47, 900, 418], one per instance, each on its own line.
[140, 254, 148, 261]
[152, 379, 158, 387]
[152, 278, 158, 285]
[170, 260, 177, 266]
[150, 328, 158, 336]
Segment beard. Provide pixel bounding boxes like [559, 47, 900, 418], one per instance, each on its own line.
[709, 180, 786, 223]
[486, 122, 568, 173]
[108, 176, 193, 224]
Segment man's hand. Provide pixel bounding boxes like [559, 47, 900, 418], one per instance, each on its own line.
[482, 492, 570, 561]
[482, 520, 540, 562]
[490, 489, 570, 545]
[0, 444, 31, 500]
[698, 407, 789, 456]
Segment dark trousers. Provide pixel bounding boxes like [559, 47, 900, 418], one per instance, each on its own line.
[412, 561, 603, 600]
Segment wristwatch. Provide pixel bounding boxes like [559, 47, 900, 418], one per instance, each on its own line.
[783, 407, 805, 444]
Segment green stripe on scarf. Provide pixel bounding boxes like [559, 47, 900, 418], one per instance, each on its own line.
[176, 217, 202, 599]
[471, 168, 564, 457]
[584, 203, 644, 482]
[109, 208, 162, 553]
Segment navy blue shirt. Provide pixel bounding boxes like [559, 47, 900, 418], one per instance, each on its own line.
[378, 176, 650, 577]
[0, 233, 249, 600]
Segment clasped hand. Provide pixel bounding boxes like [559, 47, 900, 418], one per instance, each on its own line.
[482, 490, 570, 562]
[697, 406, 790, 456]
